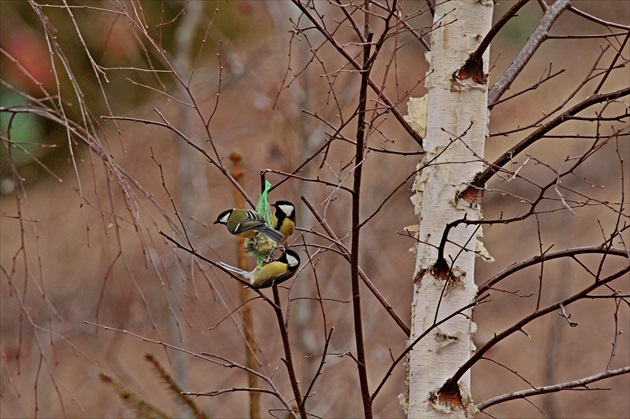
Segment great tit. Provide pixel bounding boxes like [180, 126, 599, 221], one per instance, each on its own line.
[271, 201, 296, 243]
[218, 249, 300, 289]
[215, 208, 285, 243]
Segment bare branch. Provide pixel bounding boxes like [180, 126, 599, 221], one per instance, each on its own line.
[445, 265, 630, 389]
[478, 246, 629, 295]
[475, 87, 630, 188]
[568, 6, 630, 30]
[290, 0, 424, 146]
[371, 296, 490, 402]
[350, 21, 373, 418]
[477, 366, 630, 410]
[458, 0, 529, 83]
[488, 0, 572, 107]
[301, 196, 410, 336]
[272, 285, 305, 419]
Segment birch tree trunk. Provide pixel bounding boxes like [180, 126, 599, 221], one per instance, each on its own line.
[406, 1, 494, 417]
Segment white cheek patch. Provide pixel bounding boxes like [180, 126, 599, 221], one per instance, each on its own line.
[218, 213, 231, 223]
[286, 254, 299, 267]
[278, 204, 294, 217]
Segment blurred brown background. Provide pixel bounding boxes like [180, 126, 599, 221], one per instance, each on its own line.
[1, 1, 628, 418]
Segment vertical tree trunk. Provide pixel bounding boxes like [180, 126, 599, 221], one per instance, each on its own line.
[406, 1, 493, 417]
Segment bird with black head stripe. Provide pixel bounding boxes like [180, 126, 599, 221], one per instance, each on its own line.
[219, 249, 300, 289]
[271, 200, 296, 244]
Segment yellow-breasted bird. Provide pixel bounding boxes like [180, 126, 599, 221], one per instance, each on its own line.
[271, 201, 296, 243]
[218, 249, 300, 288]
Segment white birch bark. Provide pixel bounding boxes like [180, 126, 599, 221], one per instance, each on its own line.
[405, 0, 494, 417]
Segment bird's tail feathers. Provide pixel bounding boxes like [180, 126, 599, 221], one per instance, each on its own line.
[256, 226, 285, 243]
[218, 262, 250, 278]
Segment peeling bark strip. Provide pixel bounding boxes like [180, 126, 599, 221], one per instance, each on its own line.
[406, 0, 494, 417]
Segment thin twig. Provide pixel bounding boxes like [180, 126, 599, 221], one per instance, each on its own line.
[301, 196, 410, 336]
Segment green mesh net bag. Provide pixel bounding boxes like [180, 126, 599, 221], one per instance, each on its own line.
[244, 181, 277, 264]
